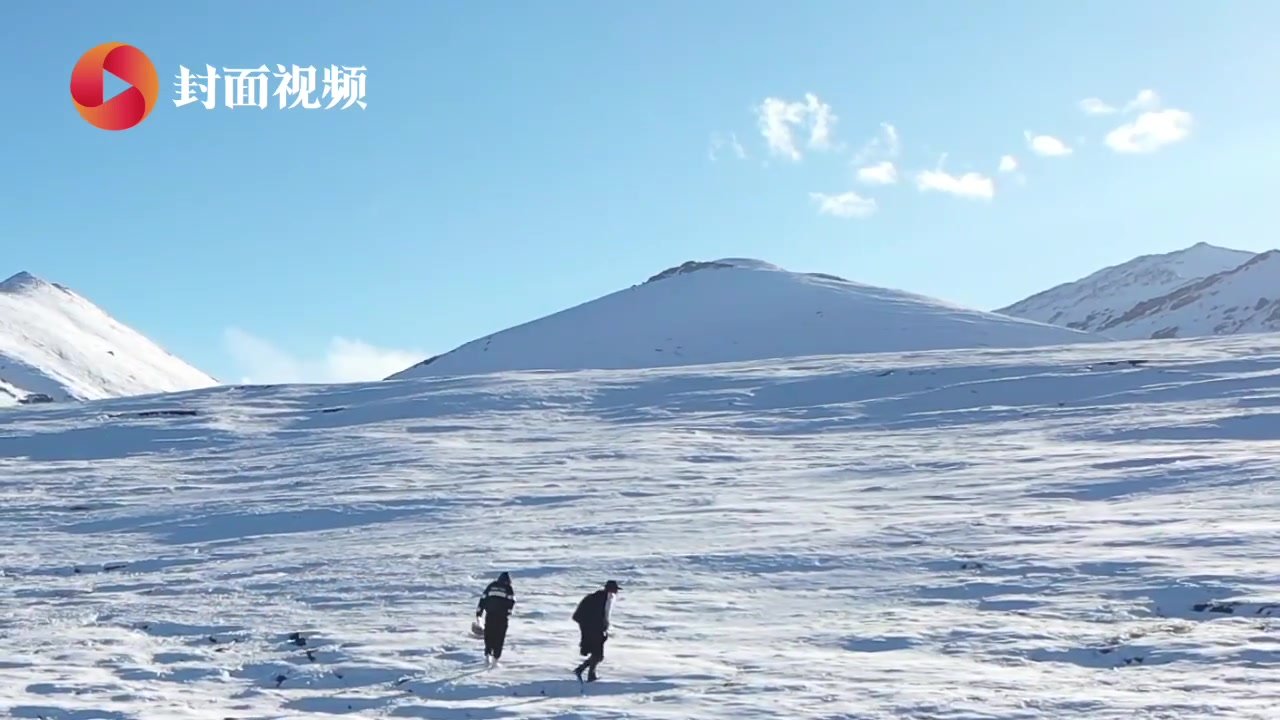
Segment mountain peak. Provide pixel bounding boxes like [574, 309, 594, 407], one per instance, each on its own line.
[389, 257, 1097, 379]
[643, 259, 739, 284]
[0, 271, 49, 293]
[1093, 245, 1280, 338]
[997, 242, 1280, 340]
[642, 258, 845, 287]
[996, 242, 1256, 333]
[1174, 241, 1246, 259]
[0, 274, 217, 405]
[1113, 241, 1252, 272]
[642, 258, 786, 285]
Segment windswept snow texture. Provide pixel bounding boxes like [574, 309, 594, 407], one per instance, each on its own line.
[391, 258, 1097, 378]
[4, 335, 1280, 718]
[0, 272, 217, 406]
[997, 242, 1255, 335]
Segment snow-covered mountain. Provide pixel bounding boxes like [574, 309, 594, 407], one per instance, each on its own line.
[1089, 249, 1280, 339]
[996, 242, 1256, 334]
[389, 258, 1098, 378]
[0, 271, 218, 405]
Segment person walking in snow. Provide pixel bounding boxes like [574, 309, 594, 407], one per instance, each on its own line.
[476, 571, 515, 664]
[572, 579, 619, 682]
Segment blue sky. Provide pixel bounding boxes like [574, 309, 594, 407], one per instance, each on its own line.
[4, 1, 1278, 383]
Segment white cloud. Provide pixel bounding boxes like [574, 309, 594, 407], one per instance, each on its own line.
[1024, 131, 1072, 156]
[916, 170, 995, 200]
[1123, 89, 1161, 113]
[856, 160, 898, 185]
[1104, 108, 1193, 153]
[997, 155, 1027, 185]
[1078, 89, 1192, 153]
[852, 122, 900, 165]
[810, 190, 877, 218]
[223, 327, 425, 384]
[708, 131, 746, 161]
[914, 155, 995, 200]
[1080, 88, 1163, 117]
[1079, 98, 1117, 115]
[754, 93, 838, 161]
[808, 98, 837, 151]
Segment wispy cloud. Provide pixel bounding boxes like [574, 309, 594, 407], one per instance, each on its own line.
[708, 131, 746, 161]
[914, 154, 995, 201]
[223, 327, 425, 384]
[754, 93, 838, 161]
[724, 87, 1193, 217]
[1079, 98, 1117, 115]
[1024, 131, 1072, 156]
[1079, 88, 1162, 117]
[856, 160, 898, 185]
[1123, 89, 1161, 113]
[852, 122, 900, 166]
[810, 190, 877, 218]
[1104, 108, 1193, 153]
[997, 154, 1027, 185]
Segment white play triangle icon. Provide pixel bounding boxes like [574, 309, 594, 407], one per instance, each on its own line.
[102, 66, 133, 103]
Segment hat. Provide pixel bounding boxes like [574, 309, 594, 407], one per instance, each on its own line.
[498, 572, 511, 583]
[604, 579, 620, 592]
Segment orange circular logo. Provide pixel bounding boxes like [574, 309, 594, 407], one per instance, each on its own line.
[70, 43, 159, 131]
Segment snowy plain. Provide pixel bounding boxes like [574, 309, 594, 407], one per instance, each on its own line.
[2, 333, 1280, 718]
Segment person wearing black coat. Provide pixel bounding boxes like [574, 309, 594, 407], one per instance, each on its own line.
[572, 579, 619, 682]
[476, 572, 515, 663]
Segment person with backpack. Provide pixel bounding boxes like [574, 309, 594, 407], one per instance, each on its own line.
[572, 579, 619, 682]
[475, 571, 515, 664]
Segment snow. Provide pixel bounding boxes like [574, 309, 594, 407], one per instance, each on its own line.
[390, 258, 1099, 379]
[2, 332, 1279, 718]
[1092, 250, 1280, 340]
[0, 271, 217, 406]
[997, 242, 1256, 334]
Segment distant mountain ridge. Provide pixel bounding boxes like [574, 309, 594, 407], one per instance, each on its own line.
[0, 271, 218, 406]
[998, 242, 1280, 340]
[996, 242, 1256, 332]
[1094, 250, 1280, 339]
[388, 257, 1098, 379]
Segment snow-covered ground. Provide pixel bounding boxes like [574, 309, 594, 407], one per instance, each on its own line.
[391, 258, 1097, 379]
[0, 272, 218, 406]
[2, 333, 1280, 719]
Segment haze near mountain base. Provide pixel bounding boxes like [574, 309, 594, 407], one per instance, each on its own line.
[390, 258, 1097, 378]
